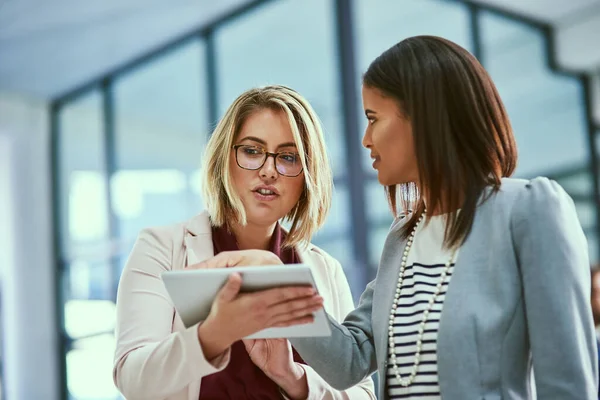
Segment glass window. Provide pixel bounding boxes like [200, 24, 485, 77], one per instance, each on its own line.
[312, 185, 351, 240]
[554, 169, 594, 198]
[587, 230, 599, 265]
[353, 0, 473, 171]
[214, 0, 345, 176]
[58, 92, 109, 258]
[59, 92, 121, 399]
[67, 259, 113, 301]
[113, 39, 208, 241]
[365, 179, 394, 269]
[479, 11, 588, 178]
[67, 334, 120, 399]
[365, 179, 392, 224]
[575, 201, 597, 232]
[64, 298, 116, 340]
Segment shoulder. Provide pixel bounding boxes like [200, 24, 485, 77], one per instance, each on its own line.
[135, 211, 211, 249]
[479, 177, 573, 222]
[137, 222, 185, 243]
[494, 178, 585, 251]
[301, 242, 342, 273]
[495, 176, 569, 202]
[299, 242, 351, 291]
[498, 177, 575, 224]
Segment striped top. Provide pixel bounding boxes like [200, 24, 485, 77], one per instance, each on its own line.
[387, 214, 459, 399]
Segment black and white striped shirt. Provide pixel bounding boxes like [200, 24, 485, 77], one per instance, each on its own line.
[387, 214, 459, 400]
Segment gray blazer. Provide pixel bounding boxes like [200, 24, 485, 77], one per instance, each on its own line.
[291, 177, 598, 399]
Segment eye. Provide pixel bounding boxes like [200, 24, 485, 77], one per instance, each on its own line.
[242, 146, 263, 155]
[366, 116, 376, 125]
[279, 153, 299, 163]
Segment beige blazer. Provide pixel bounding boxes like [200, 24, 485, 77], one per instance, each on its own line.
[113, 211, 376, 400]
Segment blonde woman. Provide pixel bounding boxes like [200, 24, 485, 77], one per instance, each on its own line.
[113, 85, 376, 400]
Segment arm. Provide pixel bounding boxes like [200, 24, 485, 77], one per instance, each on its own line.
[291, 260, 376, 399]
[290, 277, 378, 391]
[512, 177, 598, 399]
[113, 228, 231, 400]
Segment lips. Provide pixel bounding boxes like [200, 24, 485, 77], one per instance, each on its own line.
[252, 185, 280, 201]
[252, 185, 280, 196]
[370, 155, 380, 169]
[256, 188, 276, 195]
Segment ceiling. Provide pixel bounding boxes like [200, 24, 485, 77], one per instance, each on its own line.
[472, 0, 600, 24]
[0, 0, 254, 100]
[1, 0, 599, 101]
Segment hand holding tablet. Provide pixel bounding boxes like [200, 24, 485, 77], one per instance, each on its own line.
[205, 271, 322, 358]
[161, 250, 332, 359]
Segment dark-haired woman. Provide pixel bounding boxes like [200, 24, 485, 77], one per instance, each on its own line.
[291, 35, 598, 399]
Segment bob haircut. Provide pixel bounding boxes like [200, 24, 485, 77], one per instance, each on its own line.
[363, 36, 517, 248]
[201, 85, 333, 248]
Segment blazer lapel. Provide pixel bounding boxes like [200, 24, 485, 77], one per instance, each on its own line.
[183, 234, 214, 265]
[181, 211, 215, 267]
[373, 222, 407, 386]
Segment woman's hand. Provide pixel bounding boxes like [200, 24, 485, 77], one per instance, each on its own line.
[197, 273, 323, 360]
[244, 338, 308, 399]
[188, 249, 283, 269]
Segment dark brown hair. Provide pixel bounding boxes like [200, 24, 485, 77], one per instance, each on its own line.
[363, 35, 517, 248]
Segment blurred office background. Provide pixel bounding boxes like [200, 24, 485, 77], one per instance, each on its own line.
[1, 0, 600, 398]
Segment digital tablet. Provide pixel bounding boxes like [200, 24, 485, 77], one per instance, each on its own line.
[161, 263, 331, 339]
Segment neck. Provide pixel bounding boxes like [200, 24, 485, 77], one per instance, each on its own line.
[230, 221, 277, 250]
[423, 202, 447, 216]
[421, 189, 462, 216]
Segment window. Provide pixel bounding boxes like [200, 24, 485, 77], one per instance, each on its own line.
[59, 93, 119, 398]
[113, 39, 209, 241]
[58, 92, 109, 258]
[480, 11, 588, 178]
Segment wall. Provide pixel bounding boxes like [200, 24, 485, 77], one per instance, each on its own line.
[0, 92, 60, 400]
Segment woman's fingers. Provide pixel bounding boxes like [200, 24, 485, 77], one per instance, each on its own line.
[216, 273, 243, 302]
[187, 250, 283, 269]
[267, 295, 324, 321]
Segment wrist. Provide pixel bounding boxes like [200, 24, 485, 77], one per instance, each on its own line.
[275, 363, 308, 400]
[197, 319, 233, 360]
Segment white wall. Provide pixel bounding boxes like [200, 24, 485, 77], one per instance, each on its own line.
[0, 92, 60, 400]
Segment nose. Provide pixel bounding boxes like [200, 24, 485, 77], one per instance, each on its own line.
[259, 155, 278, 180]
[362, 128, 372, 149]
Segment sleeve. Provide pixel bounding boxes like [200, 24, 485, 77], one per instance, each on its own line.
[293, 259, 376, 400]
[290, 266, 378, 391]
[511, 177, 598, 399]
[112, 228, 231, 400]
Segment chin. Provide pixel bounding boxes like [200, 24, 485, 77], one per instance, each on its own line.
[376, 173, 396, 186]
[377, 172, 412, 187]
[246, 208, 283, 227]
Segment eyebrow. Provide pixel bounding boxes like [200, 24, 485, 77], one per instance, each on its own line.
[365, 109, 377, 116]
[239, 136, 297, 149]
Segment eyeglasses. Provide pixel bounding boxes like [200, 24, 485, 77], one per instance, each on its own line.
[233, 144, 303, 177]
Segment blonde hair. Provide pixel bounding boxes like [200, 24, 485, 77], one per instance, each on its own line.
[201, 85, 333, 248]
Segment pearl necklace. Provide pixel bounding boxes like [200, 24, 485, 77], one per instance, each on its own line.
[388, 211, 457, 387]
